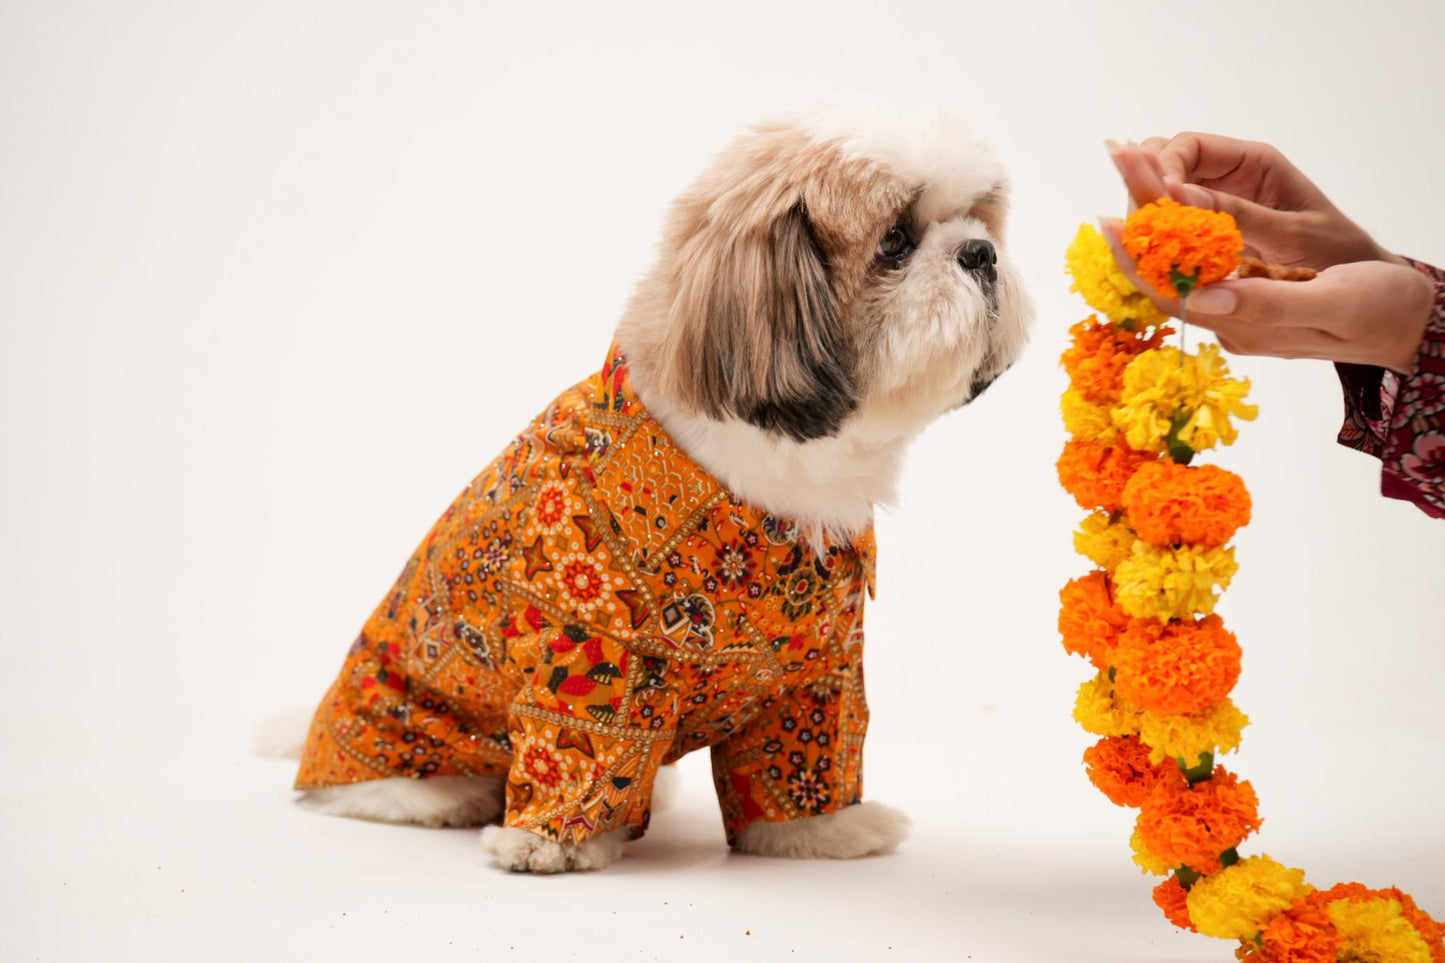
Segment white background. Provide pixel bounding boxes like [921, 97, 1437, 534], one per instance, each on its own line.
[3, 1, 1442, 961]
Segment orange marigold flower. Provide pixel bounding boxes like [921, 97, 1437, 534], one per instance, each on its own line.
[1058, 571, 1129, 670]
[1193, 852, 1227, 878]
[1257, 897, 1342, 963]
[1112, 613, 1243, 715]
[1083, 735, 1177, 808]
[1061, 315, 1172, 404]
[1135, 767, 1261, 869]
[1392, 891, 1445, 963]
[1153, 876, 1198, 932]
[1305, 883, 1371, 912]
[1057, 439, 1157, 512]
[1122, 460, 1252, 548]
[1123, 197, 1243, 299]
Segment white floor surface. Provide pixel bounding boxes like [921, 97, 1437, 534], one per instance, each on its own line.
[6, 734, 1441, 963]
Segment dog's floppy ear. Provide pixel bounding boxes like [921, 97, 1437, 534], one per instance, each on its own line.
[663, 201, 856, 442]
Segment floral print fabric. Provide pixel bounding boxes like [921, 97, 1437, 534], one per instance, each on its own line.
[296, 344, 875, 846]
[1336, 257, 1445, 519]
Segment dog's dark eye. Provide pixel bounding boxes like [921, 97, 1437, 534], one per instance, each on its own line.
[877, 227, 913, 262]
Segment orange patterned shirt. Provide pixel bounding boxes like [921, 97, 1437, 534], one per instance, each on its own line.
[296, 343, 876, 845]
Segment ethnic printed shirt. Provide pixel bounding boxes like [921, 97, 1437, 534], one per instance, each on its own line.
[295, 344, 876, 845]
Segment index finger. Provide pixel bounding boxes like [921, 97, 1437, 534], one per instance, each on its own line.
[1109, 141, 1169, 210]
[1155, 132, 1266, 185]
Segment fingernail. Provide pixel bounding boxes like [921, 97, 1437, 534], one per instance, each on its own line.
[1190, 287, 1237, 314]
[1180, 184, 1215, 210]
[1104, 138, 1122, 157]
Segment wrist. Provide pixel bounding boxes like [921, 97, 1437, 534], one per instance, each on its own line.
[1374, 246, 1412, 269]
[1350, 229, 1406, 267]
[1382, 268, 1435, 375]
[1317, 208, 1403, 267]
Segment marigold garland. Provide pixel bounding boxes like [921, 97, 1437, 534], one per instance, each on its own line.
[1056, 199, 1443, 959]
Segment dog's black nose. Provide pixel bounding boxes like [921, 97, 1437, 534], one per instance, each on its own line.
[957, 239, 997, 274]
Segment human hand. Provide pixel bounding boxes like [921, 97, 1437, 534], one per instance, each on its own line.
[1109, 134, 1403, 270]
[1102, 134, 1432, 374]
[1098, 239, 1433, 372]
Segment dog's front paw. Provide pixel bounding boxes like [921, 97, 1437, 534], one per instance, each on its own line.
[479, 825, 625, 873]
[734, 800, 910, 859]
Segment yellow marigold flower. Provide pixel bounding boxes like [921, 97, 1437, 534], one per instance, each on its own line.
[1061, 387, 1119, 444]
[1138, 697, 1249, 769]
[1112, 344, 1259, 455]
[1074, 672, 1142, 738]
[1066, 223, 1169, 330]
[1186, 856, 1313, 941]
[1073, 511, 1137, 572]
[1327, 896, 1435, 963]
[1113, 541, 1238, 622]
[1130, 829, 1172, 876]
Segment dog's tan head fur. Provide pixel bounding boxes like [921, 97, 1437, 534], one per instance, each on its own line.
[618, 108, 1032, 531]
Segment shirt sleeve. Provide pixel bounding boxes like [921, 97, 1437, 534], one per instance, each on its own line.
[709, 660, 869, 845]
[1334, 257, 1445, 519]
[503, 628, 678, 845]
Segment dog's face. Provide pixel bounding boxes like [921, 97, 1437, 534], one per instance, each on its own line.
[628, 108, 1032, 445]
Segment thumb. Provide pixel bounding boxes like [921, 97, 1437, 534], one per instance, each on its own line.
[1099, 216, 1182, 315]
[1188, 271, 1354, 329]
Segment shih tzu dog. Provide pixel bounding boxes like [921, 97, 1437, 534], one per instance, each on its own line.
[273, 107, 1032, 873]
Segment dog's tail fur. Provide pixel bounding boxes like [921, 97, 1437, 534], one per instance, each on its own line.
[251, 706, 314, 760]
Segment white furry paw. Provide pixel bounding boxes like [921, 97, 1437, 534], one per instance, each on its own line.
[733, 801, 910, 859]
[297, 775, 505, 828]
[479, 826, 625, 873]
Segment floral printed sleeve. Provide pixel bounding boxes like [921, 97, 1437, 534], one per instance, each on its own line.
[1335, 257, 1445, 519]
[709, 653, 869, 845]
[502, 626, 678, 845]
